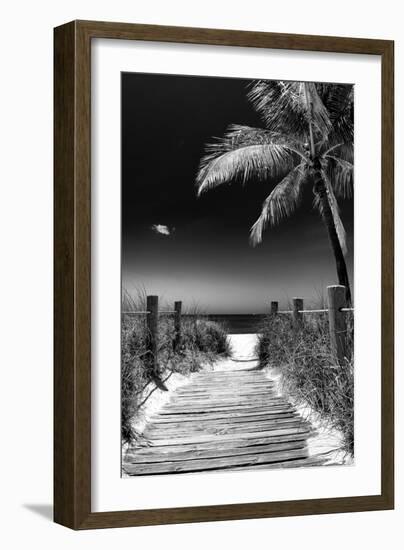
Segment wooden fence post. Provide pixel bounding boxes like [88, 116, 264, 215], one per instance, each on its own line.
[146, 295, 159, 375]
[270, 301, 278, 315]
[292, 298, 303, 329]
[173, 300, 182, 351]
[327, 285, 347, 364]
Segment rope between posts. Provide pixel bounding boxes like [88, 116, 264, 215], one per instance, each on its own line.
[231, 357, 259, 362]
[122, 311, 150, 314]
[122, 310, 179, 315]
[299, 308, 328, 313]
[278, 308, 354, 314]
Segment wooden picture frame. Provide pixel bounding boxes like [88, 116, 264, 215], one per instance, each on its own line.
[54, 20, 394, 529]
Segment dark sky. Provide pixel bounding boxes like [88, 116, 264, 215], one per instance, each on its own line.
[122, 73, 353, 313]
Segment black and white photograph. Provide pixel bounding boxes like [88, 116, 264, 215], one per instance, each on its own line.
[121, 72, 354, 476]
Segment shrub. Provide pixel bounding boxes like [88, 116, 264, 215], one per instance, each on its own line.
[121, 298, 231, 444]
[181, 318, 231, 355]
[256, 311, 354, 454]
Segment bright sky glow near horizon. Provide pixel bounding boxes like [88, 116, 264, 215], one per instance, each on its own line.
[122, 72, 353, 313]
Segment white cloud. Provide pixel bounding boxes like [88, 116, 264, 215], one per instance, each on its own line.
[151, 224, 172, 236]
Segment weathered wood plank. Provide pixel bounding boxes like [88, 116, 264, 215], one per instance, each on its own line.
[159, 403, 290, 414]
[165, 403, 285, 411]
[186, 382, 271, 388]
[229, 456, 327, 471]
[151, 410, 297, 423]
[145, 424, 310, 441]
[164, 396, 286, 405]
[174, 389, 276, 397]
[132, 431, 312, 453]
[126, 441, 307, 464]
[145, 418, 299, 433]
[174, 391, 275, 402]
[146, 416, 307, 435]
[166, 396, 285, 406]
[180, 386, 274, 392]
[189, 377, 267, 384]
[140, 426, 312, 447]
[163, 403, 290, 413]
[124, 448, 310, 475]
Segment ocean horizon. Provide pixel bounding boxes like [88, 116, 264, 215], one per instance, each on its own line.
[185, 313, 267, 334]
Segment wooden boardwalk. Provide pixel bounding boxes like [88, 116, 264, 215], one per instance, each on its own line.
[123, 366, 326, 476]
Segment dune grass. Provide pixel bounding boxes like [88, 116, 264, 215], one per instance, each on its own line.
[121, 290, 231, 444]
[256, 310, 354, 455]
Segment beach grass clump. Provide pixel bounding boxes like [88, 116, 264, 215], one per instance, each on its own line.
[121, 292, 231, 444]
[181, 318, 231, 356]
[256, 311, 354, 454]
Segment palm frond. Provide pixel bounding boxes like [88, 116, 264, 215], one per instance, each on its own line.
[196, 125, 303, 195]
[322, 84, 354, 142]
[304, 82, 333, 137]
[249, 163, 308, 246]
[248, 80, 332, 140]
[323, 155, 353, 199]
[207, 124, 305, 151]
[314, 170, 348, 255]
[247, 81, 309, 139]
[333, 141, 354, 163]
[317, 135, 353, 164]
[322, 142, 344, 157]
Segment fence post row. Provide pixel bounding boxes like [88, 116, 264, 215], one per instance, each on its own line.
[144, 290, 348, 377]
[146, 295, 159, 376]
[174, 300, 182, 351]
[327, 285, 348, 365]
[292, 298, 304, 329]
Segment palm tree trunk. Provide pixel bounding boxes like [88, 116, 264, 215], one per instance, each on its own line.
[304, 83, 351, 303]
[313, 163, 352, 304]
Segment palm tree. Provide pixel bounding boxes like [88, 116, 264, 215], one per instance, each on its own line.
[196, 81, 353, 303]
